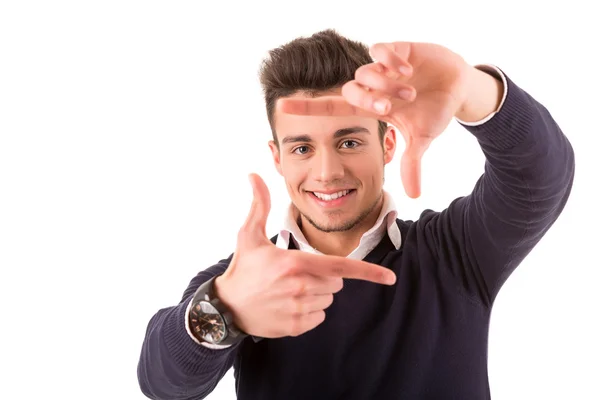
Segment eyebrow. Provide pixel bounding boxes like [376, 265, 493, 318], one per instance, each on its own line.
[280, 126, 371, 146]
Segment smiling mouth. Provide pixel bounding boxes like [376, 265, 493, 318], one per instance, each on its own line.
[308, 189, 356, 202]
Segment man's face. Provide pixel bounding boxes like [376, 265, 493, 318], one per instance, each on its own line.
[269, 91, 396, 233]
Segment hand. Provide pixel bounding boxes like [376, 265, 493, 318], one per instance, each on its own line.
[278, 42, 472, 198]
[214, 173, 397, 339]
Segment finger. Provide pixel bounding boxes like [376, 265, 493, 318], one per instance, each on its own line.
[387, 42, 413, 61]
[295, 252, 397, 285]
[350, 67, 416, 102]
[281, 275, 344, 296]
[369, 43, 413, 77]
[343, 80, 417, 116]
[341, 81, 390, 115]
[400, 137, 431, 199]
[289, 311, 325, 337]
[238, 173, 271, 246]
[277, 95, 376, 118]
[292, 294, 334, 315]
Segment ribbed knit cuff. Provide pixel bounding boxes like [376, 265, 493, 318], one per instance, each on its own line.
[162, 297, 240, 376]
[459, 67, 539, 150]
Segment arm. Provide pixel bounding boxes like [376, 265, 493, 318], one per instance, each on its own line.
[137, 255, 241, 400]
[423, 66, 575, 307]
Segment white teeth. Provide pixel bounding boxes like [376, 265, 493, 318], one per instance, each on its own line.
[313, 190, 350, 201]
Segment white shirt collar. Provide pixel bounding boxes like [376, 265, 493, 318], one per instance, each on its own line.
[275, 191, 401, 260]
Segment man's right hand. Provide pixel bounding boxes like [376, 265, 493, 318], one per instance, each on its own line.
[214, 173, 397, 340]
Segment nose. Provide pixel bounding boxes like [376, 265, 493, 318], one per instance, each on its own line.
[312, 149, 345, 182]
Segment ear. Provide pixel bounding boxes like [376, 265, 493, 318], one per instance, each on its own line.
[268, 140, 283, 176]
[383, 125, 397, 164]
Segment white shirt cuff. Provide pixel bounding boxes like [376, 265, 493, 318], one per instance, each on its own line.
[184, 296, 233, 350]
[455, 64, 508, 126]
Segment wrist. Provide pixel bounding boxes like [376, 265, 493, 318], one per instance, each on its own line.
[213, 275, 230, 306]
[188, 275, 247, 346]
[455, 66, 503, 122]
[213, 276, 240, 326]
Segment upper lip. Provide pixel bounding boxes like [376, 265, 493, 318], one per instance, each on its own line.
[308, 189, 355, 194]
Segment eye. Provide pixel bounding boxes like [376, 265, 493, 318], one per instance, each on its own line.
[292, 145, 310, 155]
[341, 140, 359, 149]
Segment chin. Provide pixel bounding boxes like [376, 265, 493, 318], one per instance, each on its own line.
[300, 188, 382, 233]
[304, 214, 360, 233]
[302, 205, 371, 233]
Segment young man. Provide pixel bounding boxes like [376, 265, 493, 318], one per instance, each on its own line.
[137, 30, 575, 399]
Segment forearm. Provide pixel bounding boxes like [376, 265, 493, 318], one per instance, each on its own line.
[137, 262, 239, 399]
[137, 300, 239, 400]
[459, 64, 574, 196]
[472, 68, 573, 289]
[466, 68, 575, 187]
[431, 68, 575, 306]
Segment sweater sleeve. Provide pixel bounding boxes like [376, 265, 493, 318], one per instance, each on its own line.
[422, 67, 575, 307]
[137, 254, 242, 400]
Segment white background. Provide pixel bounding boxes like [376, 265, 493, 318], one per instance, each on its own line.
[1, 1, 598, 399]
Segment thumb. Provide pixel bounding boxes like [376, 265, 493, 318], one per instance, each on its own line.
[400, 136, 430, 199]
[238, 173, 272, 247]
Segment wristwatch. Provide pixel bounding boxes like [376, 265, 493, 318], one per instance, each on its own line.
[188, 275, 248, 346]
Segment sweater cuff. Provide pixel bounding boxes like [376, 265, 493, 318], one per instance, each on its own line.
[163, 297, 240, 376]
[458, 66, 538, 150]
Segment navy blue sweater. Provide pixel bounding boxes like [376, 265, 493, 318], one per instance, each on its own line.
[137, 70, 575, 399]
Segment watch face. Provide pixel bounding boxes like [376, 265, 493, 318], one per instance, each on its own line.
[189, 300, 227, 344]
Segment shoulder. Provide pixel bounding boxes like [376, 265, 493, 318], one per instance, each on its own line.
[392, 206, 448, 254]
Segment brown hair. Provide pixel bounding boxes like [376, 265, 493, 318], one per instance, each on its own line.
[258, 29, 387, 147]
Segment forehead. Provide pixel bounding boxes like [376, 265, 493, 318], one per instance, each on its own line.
[273, 91, 379, 141]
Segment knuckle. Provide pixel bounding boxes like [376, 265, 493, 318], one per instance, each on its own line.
[341, 82, 356, 100]
[332, 265, 345, 275]
[280, 254, 300, 274]
[315, 311, 326, 326]
[354, 64, 371, 80]
[371, 43, 390, 57]
[325, 99, 333, 116]
[289, 315, 304, 337]
[342, 81, 366, 105]
[375, 43, 397, 63]
[362, 71, 398, 94]
[324, 294, 334, 308]
[355, 66, 379, 86]
[290, 297, 304, 315]
[333, 278, 344, 293]
[293, 279, 307, 297]
[369, 43, 386, 59]
[361, 93, 378, 111]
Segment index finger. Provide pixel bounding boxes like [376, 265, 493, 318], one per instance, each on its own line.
[295, 251, 397, 285]
[278, 95, 375, 118]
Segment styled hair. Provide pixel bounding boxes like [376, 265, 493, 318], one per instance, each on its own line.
[258, 29, 387, 147]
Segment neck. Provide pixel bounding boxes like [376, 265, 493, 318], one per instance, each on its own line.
[299, 194, 385, 257]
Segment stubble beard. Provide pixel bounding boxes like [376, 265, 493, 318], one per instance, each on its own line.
[301, 190, 383, 233]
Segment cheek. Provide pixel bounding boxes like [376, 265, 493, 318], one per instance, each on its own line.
[357, 165, 383, 188]
[281, 162, 306, 190]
